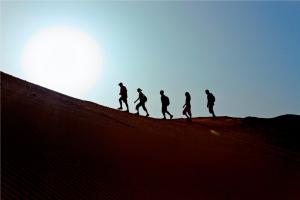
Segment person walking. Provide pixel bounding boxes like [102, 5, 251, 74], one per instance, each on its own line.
[205, 89, 216, 118]
[183, 92, 192, 121]
[134, 88, 149, 117]
[117, 82, 129, 112]
[160, 90, 173, 120]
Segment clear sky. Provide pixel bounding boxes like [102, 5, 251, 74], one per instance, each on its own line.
[1, 1, 300, 118]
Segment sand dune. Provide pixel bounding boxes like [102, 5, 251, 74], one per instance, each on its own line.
[1, 72, 300, 200]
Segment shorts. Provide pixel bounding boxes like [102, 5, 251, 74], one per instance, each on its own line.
[120, 96, 127, 103]
[162, 105, 168, 113]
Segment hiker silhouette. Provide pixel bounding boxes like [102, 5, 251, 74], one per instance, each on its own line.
[160, 90, 173, 120]
[205, 89, 216, 118]
[117, 82, 129, 112]
[134, 88, 149, 117]
[183, 92, 192, 121]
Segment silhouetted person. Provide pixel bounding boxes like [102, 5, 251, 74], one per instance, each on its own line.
[134, 88, 149, 117]
[160, 90, 173, 120]
[118, 82, 129, 112]
[183, 92, 192, 121]
[205, 89, 216, 118]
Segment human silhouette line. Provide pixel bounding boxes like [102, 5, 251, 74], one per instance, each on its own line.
[117, 82, 217, 120]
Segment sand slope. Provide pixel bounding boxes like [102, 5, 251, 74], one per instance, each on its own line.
[1, 72, 300, 200]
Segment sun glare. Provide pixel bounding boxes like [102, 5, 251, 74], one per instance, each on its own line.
[21, 26, 102, 97]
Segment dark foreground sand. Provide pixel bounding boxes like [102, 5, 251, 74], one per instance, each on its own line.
[1, 72, 300, 200]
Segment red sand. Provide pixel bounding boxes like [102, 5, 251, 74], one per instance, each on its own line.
[1, 72, 300, 200]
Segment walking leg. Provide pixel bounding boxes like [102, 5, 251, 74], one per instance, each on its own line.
[118, 98, 122, 110]
[142, 103, 149, 116]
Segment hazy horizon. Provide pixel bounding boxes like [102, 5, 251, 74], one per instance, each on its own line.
[1, 1, 300, 118]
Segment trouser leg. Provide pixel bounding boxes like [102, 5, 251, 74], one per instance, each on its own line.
[209, 105, 216, 118]
[166, 110, 171, 117]
[124, 98, 129, 111]
[118, 97, 122, 108]
[136, 103, 140, 112]
[162, 112, 166, 119]
[142, 103, 148, 114]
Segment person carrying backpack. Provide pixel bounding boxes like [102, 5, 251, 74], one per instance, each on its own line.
[205, 89, 216, 118]
[160, 90, 173, 120]
[117, 82, 129, 112]
[134, 88, 149, 117]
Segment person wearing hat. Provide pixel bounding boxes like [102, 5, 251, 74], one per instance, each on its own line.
[160, 90, 173, 120]
[118, 82, 129, 112]
[134, 88, 149, 117]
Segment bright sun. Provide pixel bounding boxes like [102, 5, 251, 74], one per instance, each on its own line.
[21, 26, 102, 97]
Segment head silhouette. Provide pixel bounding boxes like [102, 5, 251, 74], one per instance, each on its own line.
[137, 88, 142, 92]
[160, 90, 164, 95]
[119, 82, 123, 86]
[205, 89, 209, 94]
[185, 92, 190, 97]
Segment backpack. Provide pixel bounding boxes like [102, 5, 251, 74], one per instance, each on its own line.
[165, 96, 170, 106]
[211, 94, 215, 103]
[141, 93, 147, 102]
[143, 95, 147, 102]
[121, 86, 127, 97]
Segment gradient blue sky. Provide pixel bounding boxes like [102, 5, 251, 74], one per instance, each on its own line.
[1, 1, 300, 118]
